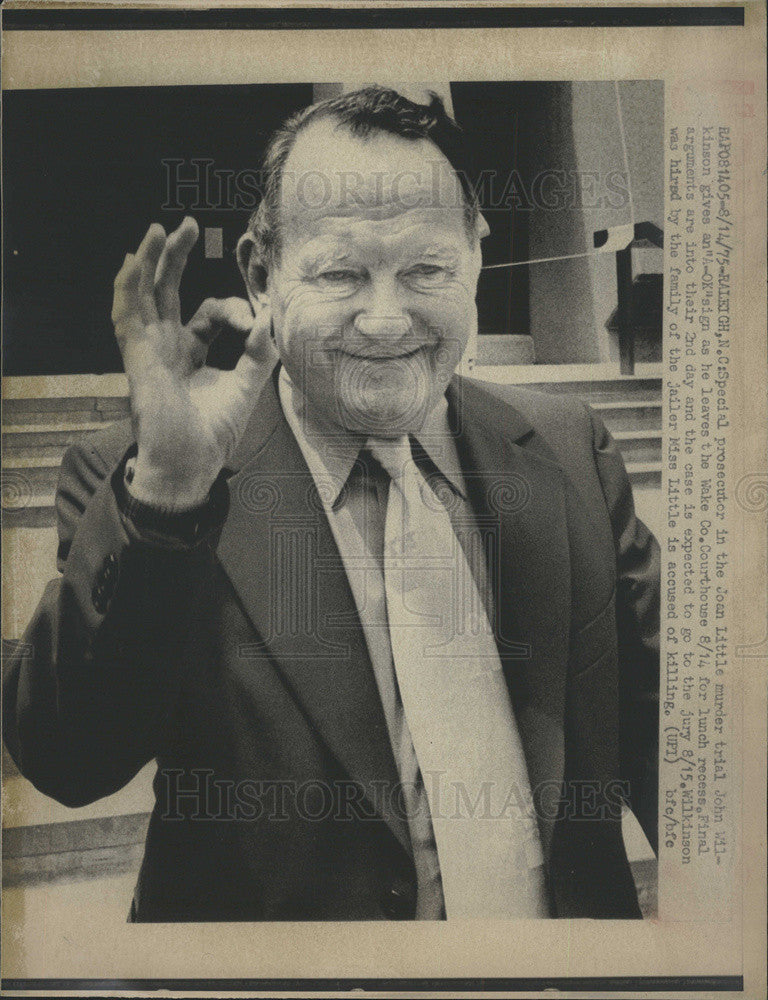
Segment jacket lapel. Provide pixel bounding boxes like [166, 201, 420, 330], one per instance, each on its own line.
[216, 367, 573, 866]
[217, 366, 411, 857]
[447, 376, 571, 861]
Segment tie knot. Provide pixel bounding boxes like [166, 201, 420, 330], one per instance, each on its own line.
[366, 436, 413, 483]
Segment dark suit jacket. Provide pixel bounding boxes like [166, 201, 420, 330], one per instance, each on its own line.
[4, 368, 660, 920]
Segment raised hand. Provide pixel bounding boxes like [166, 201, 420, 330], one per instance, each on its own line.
[112, 217, 277, 509]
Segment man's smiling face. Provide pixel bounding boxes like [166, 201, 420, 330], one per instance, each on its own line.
[267, 118, 483, 437]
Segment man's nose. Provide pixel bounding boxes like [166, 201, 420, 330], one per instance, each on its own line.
[353, 278, 412, 342]
[353, 313, 413, 342]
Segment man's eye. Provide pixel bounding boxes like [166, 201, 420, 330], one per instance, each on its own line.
[405, 264, 449, 281]
[318, 270, 359, 283]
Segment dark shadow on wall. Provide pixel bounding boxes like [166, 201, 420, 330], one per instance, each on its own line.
[3, 83, 313, 376]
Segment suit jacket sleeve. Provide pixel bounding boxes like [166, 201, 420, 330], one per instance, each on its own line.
[2, 439, 225, 807]
[589, 407, 660, 855]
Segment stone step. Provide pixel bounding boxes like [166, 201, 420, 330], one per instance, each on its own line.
[2, 422, 106, 451]
[611, 430, 663, 464]
[2, 810, 150, 887]
[2, 500, 57, 528]
[2, 399, 663, 439]
[2, 395, 130, 426]
[2, 407, 663, 460]
[5, 381, 662, 420]
[1, 407, 126, 427]
[513, 377, 662, 403]
[2, 447, 60, 526]
[590, 400, 662, 431]
[2, 442, 81, 462]
[591, 399, 663, 410]
[625, 461, 662, 488]
[1, 464, 58, 528]
[3, 455, 62, 491]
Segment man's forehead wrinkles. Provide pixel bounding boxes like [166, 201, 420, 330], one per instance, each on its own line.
[280, 158, 460, 198]
[282, 198, 462, 226]
[285, 207, 465, 242]
[421, 241, 460, 257]
[291, 223, 464, 264]
[280, 173, 467, 224]
[300, 245, 353, 267]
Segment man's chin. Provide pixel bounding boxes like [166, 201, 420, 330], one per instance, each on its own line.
[336, 387, 434, 437]
[331, 350, 439, 434]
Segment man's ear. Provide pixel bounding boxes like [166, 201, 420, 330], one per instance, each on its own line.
[236, 231, 269, 310]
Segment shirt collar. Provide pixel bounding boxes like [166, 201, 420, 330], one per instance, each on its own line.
[278, 365, 467, 511]
[413, 393, 467, 501]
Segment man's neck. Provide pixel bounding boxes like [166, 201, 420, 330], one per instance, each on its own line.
[277, 363, 466, 501]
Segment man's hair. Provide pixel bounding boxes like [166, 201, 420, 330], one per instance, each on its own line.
[246, 86, 479, 268]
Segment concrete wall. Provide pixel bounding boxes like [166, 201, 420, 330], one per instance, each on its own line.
[528, 80, 663, 363]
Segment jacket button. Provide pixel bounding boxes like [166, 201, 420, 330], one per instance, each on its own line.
[92, 553, 119, 613]
[381, 883, 413, 920]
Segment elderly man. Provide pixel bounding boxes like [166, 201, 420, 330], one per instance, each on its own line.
[4, 87, 659, 921]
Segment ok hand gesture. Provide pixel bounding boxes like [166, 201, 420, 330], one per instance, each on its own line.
[112, 217, 277, 509]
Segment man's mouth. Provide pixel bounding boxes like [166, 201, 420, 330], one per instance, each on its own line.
[338, 345, 427, 361]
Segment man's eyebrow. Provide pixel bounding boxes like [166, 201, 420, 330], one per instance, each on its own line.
[413, 241, 460, 258]
[297, 235, 462, 270]
[400, 241, 461, 263]
[299, 245, 354, 270]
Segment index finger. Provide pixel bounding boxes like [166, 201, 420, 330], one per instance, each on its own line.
[241, 301, 276, 367]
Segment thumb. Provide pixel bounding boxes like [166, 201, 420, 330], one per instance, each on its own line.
[232, 302, 278, 389]
[186, 296, 255, 344]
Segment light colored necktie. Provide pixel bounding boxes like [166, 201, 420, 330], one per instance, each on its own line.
[367, 435, 548, 919]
